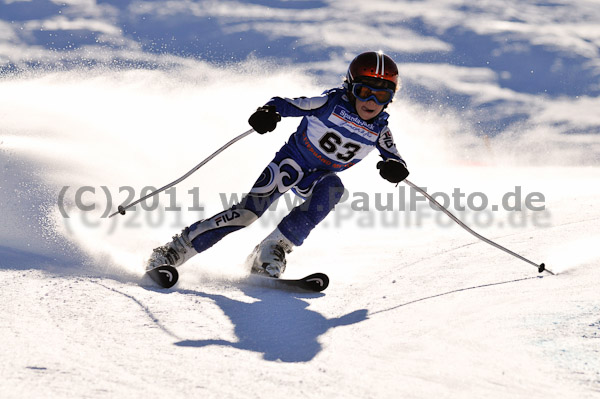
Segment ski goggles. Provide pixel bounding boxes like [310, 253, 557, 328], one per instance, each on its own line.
[352, 83, 395, 105]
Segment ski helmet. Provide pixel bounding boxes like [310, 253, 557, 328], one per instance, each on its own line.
[346, 51, 399, 92]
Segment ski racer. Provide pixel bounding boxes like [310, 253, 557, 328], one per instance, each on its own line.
[147, 51, 410, 277]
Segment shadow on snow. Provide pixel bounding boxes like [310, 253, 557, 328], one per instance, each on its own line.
[174, 285, 368, 363]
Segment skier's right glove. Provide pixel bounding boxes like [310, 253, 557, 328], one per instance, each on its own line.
[377, 159, 409, 183]
[248, 105, 281, 134]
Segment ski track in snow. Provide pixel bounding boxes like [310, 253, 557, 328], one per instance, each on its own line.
[1, 0, 600, 398]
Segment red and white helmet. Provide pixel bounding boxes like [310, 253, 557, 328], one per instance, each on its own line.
[346, 51, 400, 92]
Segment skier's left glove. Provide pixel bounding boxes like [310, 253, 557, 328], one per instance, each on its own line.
[377, 159, 409, 183]
[248, 105, 281, 134]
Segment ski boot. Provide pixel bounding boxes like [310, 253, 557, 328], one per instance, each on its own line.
[146, 227, 198, 271]
[247, 228, 294, 278]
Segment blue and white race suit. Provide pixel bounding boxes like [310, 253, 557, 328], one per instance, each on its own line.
[187, 87, 406, 251]
[269, 87, 405, 173]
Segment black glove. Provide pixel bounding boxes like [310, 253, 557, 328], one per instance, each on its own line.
[377, 159, 409, 183]
[248, 105, 281, 134]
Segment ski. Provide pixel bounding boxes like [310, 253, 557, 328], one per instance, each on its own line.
[146, 265, 328, 293]
[146, 265, 179, 288]
[248, 272, 329, 292]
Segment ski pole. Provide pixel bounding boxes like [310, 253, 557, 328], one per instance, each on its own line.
[109, 128, 255, 218]
[402, 179, 552, 275]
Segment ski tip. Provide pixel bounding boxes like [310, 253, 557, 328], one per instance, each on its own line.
[146, 265, 179, 288]
[247, 272, 329, 293]
[304, 273, 329, 292]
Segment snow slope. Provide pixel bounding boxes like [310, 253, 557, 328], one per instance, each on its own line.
[1, 1, 600, 398]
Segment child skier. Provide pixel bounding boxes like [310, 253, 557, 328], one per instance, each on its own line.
[147, 51, 410, 277]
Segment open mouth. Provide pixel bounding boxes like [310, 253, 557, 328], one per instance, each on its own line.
[360, 105, 376, 114]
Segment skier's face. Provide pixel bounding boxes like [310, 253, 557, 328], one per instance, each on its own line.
[356, 99, 384, 121]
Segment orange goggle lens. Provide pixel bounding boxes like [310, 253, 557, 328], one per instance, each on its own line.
[352, 83, 394, 105]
